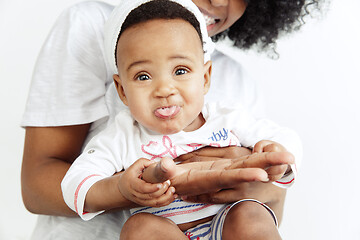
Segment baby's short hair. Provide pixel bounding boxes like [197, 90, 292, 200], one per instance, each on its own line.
[120, 0, 203, 44]
[115, 0, 203, 67]
[105, 0, 214, 74]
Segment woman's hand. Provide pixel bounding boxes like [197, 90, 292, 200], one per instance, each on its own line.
[171, 150, 293, 196]
[171, 146, 293, 224]
[176, 146, 252, 163]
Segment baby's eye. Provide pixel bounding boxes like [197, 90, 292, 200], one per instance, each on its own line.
[175, 68, 188, 76]
[136, 74, 150, 81]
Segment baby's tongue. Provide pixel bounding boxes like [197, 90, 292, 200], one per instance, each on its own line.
[155, 106, 178, 118]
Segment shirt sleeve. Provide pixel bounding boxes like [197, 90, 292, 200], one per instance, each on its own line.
[21, 2, 113, 127]
[61, 118, 124, 220]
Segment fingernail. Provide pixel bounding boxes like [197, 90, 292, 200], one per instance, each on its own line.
[174, 194, 178, 198]
[157, 184, 162, 189]
[165, 180, 171, 186]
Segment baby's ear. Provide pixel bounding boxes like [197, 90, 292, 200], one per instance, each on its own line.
[113, 74, 128, 106]
[203, 61, 212, 95]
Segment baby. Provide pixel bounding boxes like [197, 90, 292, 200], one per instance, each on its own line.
[61, 0, 300, 239]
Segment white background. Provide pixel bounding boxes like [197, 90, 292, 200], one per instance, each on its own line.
[0, 0, 359, 239]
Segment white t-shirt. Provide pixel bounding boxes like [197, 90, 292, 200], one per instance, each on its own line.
[21, 2, 296, 239]
[62, 102, 300, 225]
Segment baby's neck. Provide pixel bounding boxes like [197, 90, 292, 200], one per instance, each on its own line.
[182, 113, 205, 133]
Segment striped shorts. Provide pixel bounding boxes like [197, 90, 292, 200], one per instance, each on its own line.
[183, 199, 278, 240]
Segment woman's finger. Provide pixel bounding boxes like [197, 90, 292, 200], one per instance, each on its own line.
[226, 152, 294, 170]
[173, 168, 268, 196]
[175, 146, 251, 163]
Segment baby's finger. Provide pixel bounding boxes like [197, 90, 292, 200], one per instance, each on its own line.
[133, 180, 171, 200]
[142, 186, 177, 207]
[252, 140, 267, 153]
[263, 143, 285, 153]
[268, 173, 287, 182]
[266, 165, 288, 175]
[253, 140, 281, 153]
[266, 165, 288, 181]
[129, 158, 155, 176]
[130, 177, 163, 194]
[146, 180, 172, 198]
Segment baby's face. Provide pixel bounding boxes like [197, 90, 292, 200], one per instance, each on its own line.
[114, 18, 211, 135]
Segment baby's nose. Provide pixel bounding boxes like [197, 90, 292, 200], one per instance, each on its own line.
[153, 79, 178, 98]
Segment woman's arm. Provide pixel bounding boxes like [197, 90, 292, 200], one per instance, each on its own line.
[20, 3, 113, 217]
[21, 125, 90, 216]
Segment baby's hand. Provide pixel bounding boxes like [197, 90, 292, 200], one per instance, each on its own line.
[118, 158, 177, 207]
[253, 140, 292, 181]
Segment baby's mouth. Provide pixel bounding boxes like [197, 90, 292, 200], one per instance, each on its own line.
[154, 106, 180, 119]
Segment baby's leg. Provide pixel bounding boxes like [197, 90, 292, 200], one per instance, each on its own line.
[120, 213, 187, 240]
[142, 157, 177, 183]
[222, 200, 281, 240]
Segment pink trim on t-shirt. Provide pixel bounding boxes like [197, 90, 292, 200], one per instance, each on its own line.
[74, 174, 101, 214]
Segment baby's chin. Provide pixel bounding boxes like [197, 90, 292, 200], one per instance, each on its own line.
[151, 123, 184, 135]
[156, 128, 182, 135]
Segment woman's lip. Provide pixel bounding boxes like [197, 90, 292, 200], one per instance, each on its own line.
[198, 8, 221, 32]
[154, 106, 181, 119]
[207, 23, 216, 32]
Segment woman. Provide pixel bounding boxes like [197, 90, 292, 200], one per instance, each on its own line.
[21, 0, 320, 239]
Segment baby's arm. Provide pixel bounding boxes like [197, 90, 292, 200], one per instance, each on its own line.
[61, 117, 177, 220]
[62, 156, 176, 220]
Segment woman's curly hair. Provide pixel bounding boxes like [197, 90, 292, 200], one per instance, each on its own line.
[212, 0, 323, 52]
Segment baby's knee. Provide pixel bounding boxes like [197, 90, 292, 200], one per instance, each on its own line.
[121, 213, 180, 240]
[120, 213, 157, 239]
[223, 201, 280, 240]
[229, 200, 276, 225]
